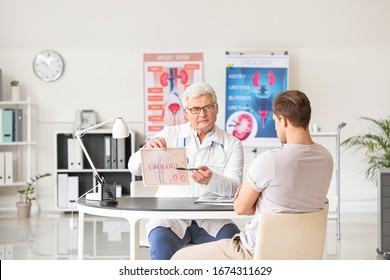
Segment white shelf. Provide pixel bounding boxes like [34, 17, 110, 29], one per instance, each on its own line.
[0, 182, 28, 187]
[0, 100, 34, 106]
[311, 122, 346, 241]
[0, 100, 35, 191]
[54, 129, 136, 211]
[0, 141, 36, 146]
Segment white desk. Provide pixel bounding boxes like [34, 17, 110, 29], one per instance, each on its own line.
[77, 196, 245, 260]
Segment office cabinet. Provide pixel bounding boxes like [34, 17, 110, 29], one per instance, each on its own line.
[377, 169, 390, 259]
[0, 99, 35, 210]
[54, 129, 135, 211]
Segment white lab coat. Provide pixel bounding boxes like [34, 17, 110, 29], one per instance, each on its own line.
[128, 122, 244, 239]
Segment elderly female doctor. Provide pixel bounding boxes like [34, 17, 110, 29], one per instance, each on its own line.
[128, 82, 244, 260]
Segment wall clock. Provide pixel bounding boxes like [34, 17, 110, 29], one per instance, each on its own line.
[33, 49, 64, 82]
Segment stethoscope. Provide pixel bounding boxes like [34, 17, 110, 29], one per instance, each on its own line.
[183, 138, 224, 164]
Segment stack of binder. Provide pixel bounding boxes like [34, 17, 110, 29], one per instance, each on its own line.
[104, 136, 126, 169]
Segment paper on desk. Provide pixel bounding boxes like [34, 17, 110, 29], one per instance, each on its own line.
[195, 196, 234, 205]
[140, 147, 189, 186]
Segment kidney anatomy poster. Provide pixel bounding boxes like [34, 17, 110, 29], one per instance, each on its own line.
[144, 53, 204, 142]
[225, 52, 289, 147]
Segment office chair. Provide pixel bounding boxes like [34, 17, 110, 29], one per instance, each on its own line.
[130, 180, 159, 248]
[254, 208, 328, 260]
[130, 180, 158, 197]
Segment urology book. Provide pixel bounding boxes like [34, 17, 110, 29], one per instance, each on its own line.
[140, 147, 189, 186]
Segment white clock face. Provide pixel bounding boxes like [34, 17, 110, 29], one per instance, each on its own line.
[33, 50, 64, 82]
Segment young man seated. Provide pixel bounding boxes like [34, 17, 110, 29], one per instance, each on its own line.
[171, 89, 333, 260]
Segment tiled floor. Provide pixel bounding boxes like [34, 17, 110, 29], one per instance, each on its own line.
[0, 211, 386, 260]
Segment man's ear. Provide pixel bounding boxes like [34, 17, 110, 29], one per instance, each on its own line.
[215, 103, 219, 114]
[280, 115, 288, 127]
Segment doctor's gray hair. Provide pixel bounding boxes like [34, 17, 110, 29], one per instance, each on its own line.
[182, 82, 218, 108]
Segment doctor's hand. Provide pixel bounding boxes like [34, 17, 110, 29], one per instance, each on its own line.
[191, 166, 212, 185]
[145, 137, 167, 150]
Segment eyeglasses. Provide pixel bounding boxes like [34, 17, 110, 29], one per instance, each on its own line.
[186, 103, 216, 114]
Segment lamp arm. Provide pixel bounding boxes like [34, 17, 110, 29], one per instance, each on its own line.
[75, 133, 103, 183]
[74, 118, 115, 136]
[73, 117, 126, 186]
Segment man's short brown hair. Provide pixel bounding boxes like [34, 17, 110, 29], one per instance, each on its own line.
[273, 90, 311, 129]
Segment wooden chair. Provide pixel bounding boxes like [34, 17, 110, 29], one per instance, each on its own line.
[254, 208, 328, 260]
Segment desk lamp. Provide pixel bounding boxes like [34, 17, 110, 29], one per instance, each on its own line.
[74, 117, 129, 206]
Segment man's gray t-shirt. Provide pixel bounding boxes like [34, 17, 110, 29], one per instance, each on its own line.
[240, 143, 333, 254]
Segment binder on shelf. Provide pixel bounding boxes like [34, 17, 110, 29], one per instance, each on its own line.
[68, 176, 79, 208]
[2, 109, 13, 142]
[67, 138, 77, 169]
[0, 152, 5, 184]
[104, 135, 111, 169]
[75, 138, 83, 170]
[117, 138, 126, 169]
[111, 137, 117, 169]
[0, 69, 3, 101]
[5, 152, 13, 184]
[12, 109, 23, 142]
[0, 108, 3, 143]
[57, 174, 68, 208]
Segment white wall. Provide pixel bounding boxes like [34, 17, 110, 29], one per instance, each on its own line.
[0, 0, 389, 212]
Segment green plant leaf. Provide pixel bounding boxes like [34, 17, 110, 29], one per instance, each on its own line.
[18, 172, 51, 203]
[342, 116, 390, 183]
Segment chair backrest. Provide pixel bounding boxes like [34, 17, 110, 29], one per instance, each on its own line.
[254, 208, 328, 260]
[130, 180, 158, 197]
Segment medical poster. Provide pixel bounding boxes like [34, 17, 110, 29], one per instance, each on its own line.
[144, 53, 204, 141]
[225, 52, 289, 147]
[140, 147, 189, 186]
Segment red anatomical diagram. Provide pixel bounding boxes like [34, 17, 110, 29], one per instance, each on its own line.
[253, 71, 260, 87]
[179, 69, 188, 84]
[268, 71, 275, 86]
[160, 69, 189, 87]
[258, 110, 268, 129]
[232, 113, 253, 141]
[160, 72, 170, 87]
[168, 103, 181, 125]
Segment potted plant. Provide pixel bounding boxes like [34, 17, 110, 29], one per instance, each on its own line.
[16, 172, 51, 218]
[10, 80, 20, 101]
[341, 116, 390, 183]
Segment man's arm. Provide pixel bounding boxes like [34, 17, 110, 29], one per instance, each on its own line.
[234, 180, 261, 215]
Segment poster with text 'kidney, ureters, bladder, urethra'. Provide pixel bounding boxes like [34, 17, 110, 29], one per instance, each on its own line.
[225, 52, 288, 148]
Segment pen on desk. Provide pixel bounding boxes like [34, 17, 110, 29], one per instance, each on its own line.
[176, 167, 199, 171]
